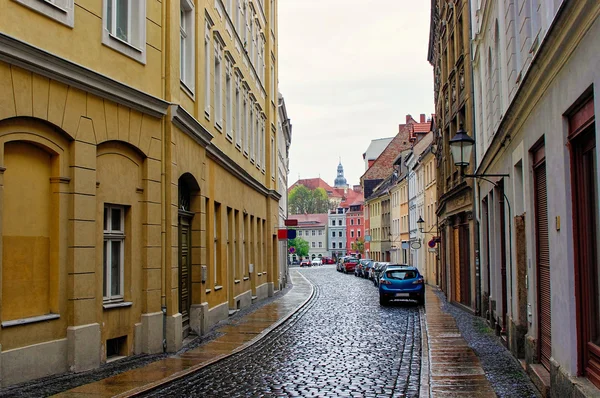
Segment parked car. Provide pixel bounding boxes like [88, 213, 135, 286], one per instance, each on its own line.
[342, 257, 359, 274]
[356, 259, 371, 277]
[322, 256, 335, 265]
[300, 259, 311, 267]
[336, 256, 348, 272]
[363, 260, 375, 279]
[371, 262, 390, 286]
[311, 257, 323, 266]
[378, 265, 425, 306]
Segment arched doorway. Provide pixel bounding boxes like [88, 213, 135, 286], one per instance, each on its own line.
[178, 174, 199, 338]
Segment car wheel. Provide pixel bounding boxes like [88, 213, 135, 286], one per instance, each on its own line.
[379, 296, 388, 306]
[418, 297, 425, 306]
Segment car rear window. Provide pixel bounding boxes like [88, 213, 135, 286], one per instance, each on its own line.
[386, 270, 418, 280]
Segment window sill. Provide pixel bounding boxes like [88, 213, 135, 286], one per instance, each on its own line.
[215, 122, 223, 133]
[214, 285, 223, 291]
[235, 143, 242, 151]
[243, 276, 249, 281]
[257, 272, 263, 276]
[2, 313, 60, 328]
[205, 288, 212, 294]
[181, 82, 195, 100]
[102, 29, 146, 65]
[234, 279, 241, 284]
[103, 301, 133, 310]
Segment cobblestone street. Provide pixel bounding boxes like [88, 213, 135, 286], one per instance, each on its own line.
[145, 265, 422, 397]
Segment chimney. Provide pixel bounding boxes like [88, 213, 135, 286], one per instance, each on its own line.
[406, 114, 412, 123]
[420, 114, 426, 123]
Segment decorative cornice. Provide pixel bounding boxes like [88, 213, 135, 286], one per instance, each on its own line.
[206, 143, 271, 198]
[170, 105, 214, 148]
[0, 33, 169, 119]
[476, 0, 600, 174]
[268, 189, 281, 201]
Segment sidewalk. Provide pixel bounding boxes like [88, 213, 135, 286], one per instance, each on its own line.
[421, 285, 496, 397]
[54, 270, 313, 397]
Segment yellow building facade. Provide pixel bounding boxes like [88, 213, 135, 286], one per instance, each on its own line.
[0, 0, 279, 386]
[398, 176, 409, 264]
[420, 146, 437, 284]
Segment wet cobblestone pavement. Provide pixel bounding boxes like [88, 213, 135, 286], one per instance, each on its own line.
[144, 265, 422, 397]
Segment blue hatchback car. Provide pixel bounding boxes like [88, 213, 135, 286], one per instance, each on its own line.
[378, 265, 425, 306]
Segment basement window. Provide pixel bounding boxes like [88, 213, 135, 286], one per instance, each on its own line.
[106, 335, 127, 361]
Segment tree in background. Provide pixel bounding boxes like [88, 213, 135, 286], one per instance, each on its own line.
[288, 185, 331, 214]
[288, 237, 309, 258]
[351, 238, 365, 256]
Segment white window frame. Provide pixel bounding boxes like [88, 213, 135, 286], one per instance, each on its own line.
[103, 205, 125, 302]
[243, 89, 249, 155]
[102, 0, 147, 64]
[235, 74, 242, 149]
[180, 0, 195, 93]
[249, 103, 255, 162]
[214, 35, 224, 129]
[225, 59, 233, 140]
[13, 0, 74, 27]
[270, 134, 275, 179]
[204, 20, 212, 118]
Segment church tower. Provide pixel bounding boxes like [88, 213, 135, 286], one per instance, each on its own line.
[334, 159, 349, 189]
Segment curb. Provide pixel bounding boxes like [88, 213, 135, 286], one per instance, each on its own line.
[419, 290, 430, 398]
[118, 270, 316, 397]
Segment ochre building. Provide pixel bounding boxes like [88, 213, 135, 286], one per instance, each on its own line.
[0, 0, 280, 386]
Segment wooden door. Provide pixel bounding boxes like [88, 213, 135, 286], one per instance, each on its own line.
[179, 213, 193, 338]
[569, 98, 600, 388]
[534, 149, 551, 370]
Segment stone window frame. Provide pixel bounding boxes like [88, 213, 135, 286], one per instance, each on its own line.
[13, 0, 75, 27]
[101, 0, 147, 65]
[180, 0, 195, 93]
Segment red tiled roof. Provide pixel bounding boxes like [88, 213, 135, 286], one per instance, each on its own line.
[288, 178, 345, 198]
[413, 122, 431, 133]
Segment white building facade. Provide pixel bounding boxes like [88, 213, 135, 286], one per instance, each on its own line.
[471, 0, 600, 395]
[328, 208, 347, 258]
[276, 94, 291, 289]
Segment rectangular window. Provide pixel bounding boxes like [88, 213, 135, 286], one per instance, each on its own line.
[235, 78, 241, 148]
[226, 65, 233, 139]
[103, 0, 146, 63]
[338, 220, 342, 226]
[271, 134, 275, 179]
[331, 220, 335, 226]
[351, 219, 354, 226]
[250, 105, 255, 162]
[358, 230, 361, 238]
[351, 230, 354, 238]
[319, 242, 322, 248]
[311, 242, 315, 248]
[214, 39, 223, 128]
[358, 218, 361, 225]
[338, 231, 342, 237]
[103, 205, 125, 301]
[331, 231, 335, 237]
[214, 203, 220, 286]
[298, 230, 302, 236]
[270, 64, 275, 100]
[319, 230, 322, 235]
[180, 0, 195, 91]
[243, 92, 249, 154]
[312, 230, 315, 236]
[204, 22, 211, 117]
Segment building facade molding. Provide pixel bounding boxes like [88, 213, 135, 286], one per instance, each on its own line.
[0, 32, 169, 119]
[171, 105, 214, 148]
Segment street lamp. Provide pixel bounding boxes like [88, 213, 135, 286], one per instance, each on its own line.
[417, 215, 437, 235]
[449, 125, 509, 178]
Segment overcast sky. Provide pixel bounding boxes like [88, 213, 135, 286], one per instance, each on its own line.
[278, 1, 435, 188]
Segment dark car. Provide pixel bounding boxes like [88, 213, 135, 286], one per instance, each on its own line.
[378, 265, 425, 306]
[371, 262, 390, 286]
[356, 259, 372, 277]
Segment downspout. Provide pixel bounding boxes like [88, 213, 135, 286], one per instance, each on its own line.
[160, 0, 168, 351]
[467, 0, 482, 316]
